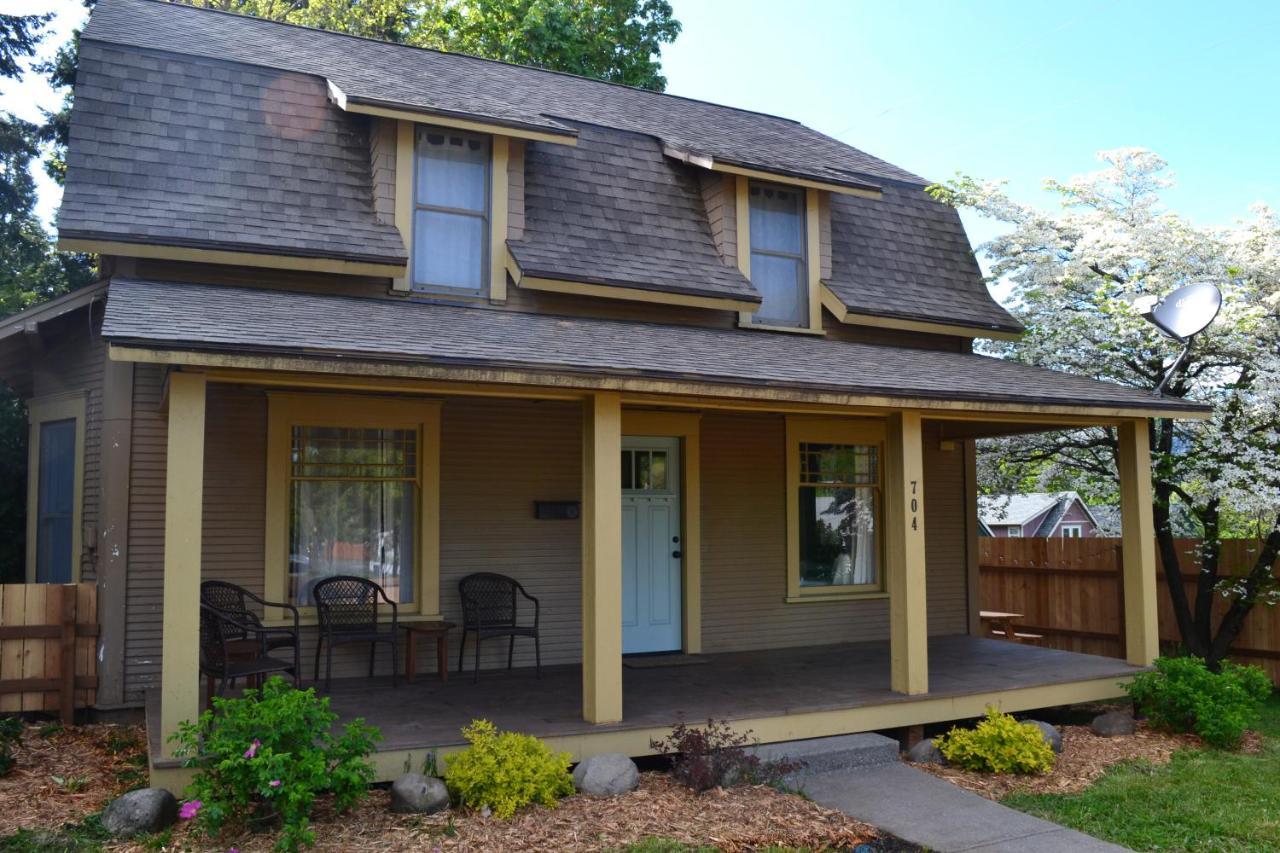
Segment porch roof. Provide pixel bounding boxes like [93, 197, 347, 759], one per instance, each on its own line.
[102, 277, 1208, 417]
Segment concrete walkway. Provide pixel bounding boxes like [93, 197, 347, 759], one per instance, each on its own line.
[802, 761, 1127, 852]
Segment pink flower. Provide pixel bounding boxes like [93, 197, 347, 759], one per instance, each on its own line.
[244, 739, 261, 759]
[179, 800, 202, 821]
[269, 779, 281, 788]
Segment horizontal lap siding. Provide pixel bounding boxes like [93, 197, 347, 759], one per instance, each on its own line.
[699, 413, 969, 653]
[123, 364, 166, 703]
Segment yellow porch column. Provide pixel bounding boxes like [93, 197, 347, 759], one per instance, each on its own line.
[160, 372, 207, 756]
[885, 410, 928, 694]
[582, 391, 623, 724]
[1118, 418, 1160, 665]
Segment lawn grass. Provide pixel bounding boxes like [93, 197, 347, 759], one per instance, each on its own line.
[1003, 692, 1280, 852]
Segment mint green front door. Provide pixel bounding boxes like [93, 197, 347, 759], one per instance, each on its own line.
[621, 436, 682, 654]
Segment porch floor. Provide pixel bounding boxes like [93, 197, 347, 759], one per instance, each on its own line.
[320, 635, 1144, 751]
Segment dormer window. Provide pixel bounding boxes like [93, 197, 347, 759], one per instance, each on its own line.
[748, 181, 808, 327]
[412, 127, 491, 295]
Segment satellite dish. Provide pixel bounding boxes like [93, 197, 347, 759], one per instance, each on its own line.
[1138, 282, 1223, 396]
[1141, 282, 1222, 341]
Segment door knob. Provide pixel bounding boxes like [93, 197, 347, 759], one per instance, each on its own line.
[672, 550, 682, 558]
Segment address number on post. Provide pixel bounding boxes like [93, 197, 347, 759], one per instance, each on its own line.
[910, 480, 919, 531]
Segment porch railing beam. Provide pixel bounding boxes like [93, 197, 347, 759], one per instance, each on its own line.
[159, 371, 207, 756]
[1118, 418, 1159, 665]
[582, 391, 623, 723]
[886, 410, 928, 694]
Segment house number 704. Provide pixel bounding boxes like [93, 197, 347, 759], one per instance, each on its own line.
[910, 480, 919, 531]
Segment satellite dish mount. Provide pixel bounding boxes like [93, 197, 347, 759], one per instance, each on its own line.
[1137, 282, 1222, 396]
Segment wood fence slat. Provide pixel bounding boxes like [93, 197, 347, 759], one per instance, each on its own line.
[0, 588, 11, 714]
[980, 537, 1280, 682]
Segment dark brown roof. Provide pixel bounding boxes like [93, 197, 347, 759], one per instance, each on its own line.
[83, 0, 919, 189]
[60, 40, 405, 265]
[101, 278, 1204, 415]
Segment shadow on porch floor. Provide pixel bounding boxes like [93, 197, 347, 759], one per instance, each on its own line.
[318, 635, 1145, 752]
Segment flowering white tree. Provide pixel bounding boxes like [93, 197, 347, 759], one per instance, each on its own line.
[931, 149, 1280, 668]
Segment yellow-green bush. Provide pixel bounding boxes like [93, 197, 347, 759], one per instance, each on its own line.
[936, 707, 1055, 774]
[442, 720, 574, 818]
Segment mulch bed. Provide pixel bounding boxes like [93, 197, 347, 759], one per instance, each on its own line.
[0, 721, 148, 837]
[911, 721, 1235, 799]
[117, 774, 879, 852]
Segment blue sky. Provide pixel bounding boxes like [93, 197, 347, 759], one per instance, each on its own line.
[5, 0, 1278, 264]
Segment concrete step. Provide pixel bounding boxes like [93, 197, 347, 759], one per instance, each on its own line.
[748, 732, 899, 774]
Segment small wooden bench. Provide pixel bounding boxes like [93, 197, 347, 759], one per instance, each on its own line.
[990, 629, 1044, 644]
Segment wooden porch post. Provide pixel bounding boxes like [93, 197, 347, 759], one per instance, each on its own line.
[1118, 418, 1159, 665]
[582, 391, 623, 723]
[159, 372, 207, 756]
[886, 411, 928, 694]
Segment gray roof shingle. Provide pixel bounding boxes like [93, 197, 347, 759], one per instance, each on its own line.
[102, 278, 1203, 415]
[84, 0, 920, 190]
[59, 40, 405, 265]
[511, 122, 758, 302]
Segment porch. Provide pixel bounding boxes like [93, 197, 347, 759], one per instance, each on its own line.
[148, 635, 1146, 780]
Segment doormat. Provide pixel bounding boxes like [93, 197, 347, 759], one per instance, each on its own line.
[623, 654, 712, 669]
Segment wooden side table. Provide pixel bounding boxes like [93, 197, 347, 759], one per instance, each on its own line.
[403, 621, 457, 683]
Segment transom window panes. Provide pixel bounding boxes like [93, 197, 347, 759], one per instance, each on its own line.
[413, 127, 490, 294]
[798, 442, 879, 588]
[288, 426, 417, 606]
[621, 448, 668, 491]
[749, 182, 807, 327]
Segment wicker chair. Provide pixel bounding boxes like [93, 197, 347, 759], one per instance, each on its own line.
[312, 575, 399, 691]
[458, 572, 541, 683]
[200, 580, 301, 684]
[199, 605, 296, 703]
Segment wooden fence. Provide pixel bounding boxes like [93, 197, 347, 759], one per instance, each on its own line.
[980, 538, 1280, 681]
[0, 584, 97, 722]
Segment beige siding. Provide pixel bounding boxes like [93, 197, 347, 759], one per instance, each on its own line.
[369, 118, 396, 225]
[699, 172, 737, 264]
[507, 140, 525, 240]
[33, 311, 106, 582]
[819, 192, 832, 280]
[123, 364, 167, 703]
[923, 421, 970, 634]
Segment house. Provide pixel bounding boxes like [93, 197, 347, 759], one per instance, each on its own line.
[0, 0, 1208, 788]
[978, 492, 1101, 538]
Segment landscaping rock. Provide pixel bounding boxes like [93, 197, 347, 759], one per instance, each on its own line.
[572, 752, 640, 796]
[101, 788, 178, 837]
[389, 773, 450, 814]
[904, 737, 945, 765]
[1090, 711, 1136, 737]
[1026, 720, 1063, 753]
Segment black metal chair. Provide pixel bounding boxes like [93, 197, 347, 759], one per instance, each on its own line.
[458, 572, 541, 683]
[200, 580, 301, 684]
[312, 575, 399, 691]
[199, 604, 297, 703]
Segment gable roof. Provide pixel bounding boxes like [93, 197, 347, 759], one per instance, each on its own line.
[65, 0, 1021, 335]
[978, 492, 1099, 531]
[83, 0, 918, 192]
[102, 278, 1204, 417]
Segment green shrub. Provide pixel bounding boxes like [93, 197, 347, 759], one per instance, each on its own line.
[443, 719, 573, 818]
[0, 716, 24, 776]
[170, 677, 380, 851]
[1124, 655, 1272, 748]
[936, 707, 1055, 774]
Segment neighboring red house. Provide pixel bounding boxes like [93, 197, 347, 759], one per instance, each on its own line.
[978, 492, 1100, 538]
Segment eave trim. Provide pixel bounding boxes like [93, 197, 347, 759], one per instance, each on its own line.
[663, 144, 882, 199]
[328, 81, 579, 146]
[507, 255, 761, 314]
[58, 238, 406, 278]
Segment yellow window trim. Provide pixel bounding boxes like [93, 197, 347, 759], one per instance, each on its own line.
[26, 391, 87, 583]
[327, 81, 579, 147]
[509, 255, 759, 314]
[819, 285, 1022, 341]
[662, 145, 881, 199]
[57, 239, 404, 278]
[621, 409, 703, 654]
[263, 392, 442, 620]
[735, 179, 825, 334]
[393, 121, 511, 300]
[785, 415, 888, 602]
